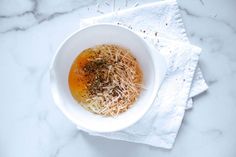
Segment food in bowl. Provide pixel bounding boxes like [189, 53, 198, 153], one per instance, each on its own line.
[50, 24, 167, 132]
[68, 44, 143, 116]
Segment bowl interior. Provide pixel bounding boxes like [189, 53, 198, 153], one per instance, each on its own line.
[50, 24, 162, 132]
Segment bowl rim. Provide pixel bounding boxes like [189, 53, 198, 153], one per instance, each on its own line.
[49, 23, 164, 133]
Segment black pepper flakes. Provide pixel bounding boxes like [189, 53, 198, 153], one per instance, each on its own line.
[83, 59, 107, 73]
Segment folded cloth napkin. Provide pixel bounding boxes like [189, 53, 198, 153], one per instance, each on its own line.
[82, 0, 208, 110]
[78, 0, 208, 149]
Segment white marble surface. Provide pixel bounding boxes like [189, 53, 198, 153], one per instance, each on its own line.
[0, 0, 236, 156]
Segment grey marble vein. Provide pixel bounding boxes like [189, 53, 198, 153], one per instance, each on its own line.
[202, 129, 223, 138]
[179, 6, 236, 34]
[0, 0, 39, 19]
[199, 0, 205, 6]
[0, 0, 97, 33]
[0, 0, 236, 157]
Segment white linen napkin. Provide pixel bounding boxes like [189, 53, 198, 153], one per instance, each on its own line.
[78, 0, 208, 149]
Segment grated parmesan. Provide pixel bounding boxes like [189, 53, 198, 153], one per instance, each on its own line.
[68, 44, 144, 117]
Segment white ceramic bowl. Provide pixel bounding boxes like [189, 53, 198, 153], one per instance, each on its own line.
[50, 24, 167, 133]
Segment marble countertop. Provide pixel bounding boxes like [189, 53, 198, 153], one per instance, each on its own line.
[1, 0, 236, 156]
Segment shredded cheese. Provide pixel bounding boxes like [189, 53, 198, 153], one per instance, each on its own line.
[74, 44, 144, 117]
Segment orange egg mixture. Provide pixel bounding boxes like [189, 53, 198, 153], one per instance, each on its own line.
[68, 44, 143, 116]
